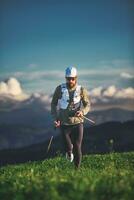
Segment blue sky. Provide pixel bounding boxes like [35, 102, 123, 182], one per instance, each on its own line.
[0, 0, 134, 94]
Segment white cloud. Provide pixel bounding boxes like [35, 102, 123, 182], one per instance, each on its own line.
[0, 78, 29, 100]
[8, 68, 128, 81]
[89, 85, 134, 110]
[115, 88, 134, 99]
[103, 85, 117, 97]
[90, 85, 134, 100]
[7, 78, 22, 95]
[2, 63, 133, 86]
[13, 70, 64, 81]
[0, 82, 8, 93]
[90, 87, 103, 97]
[120, 72, 134, 79]
[0, 77, 134, 111]
[31, 92, 52, 104]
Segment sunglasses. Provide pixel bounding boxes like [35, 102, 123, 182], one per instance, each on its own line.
[66, 77, 76, 81]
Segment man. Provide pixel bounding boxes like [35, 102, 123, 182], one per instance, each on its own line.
[51, 66, 90, 168]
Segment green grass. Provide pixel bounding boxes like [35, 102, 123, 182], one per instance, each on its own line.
[0, 152, 134, 200]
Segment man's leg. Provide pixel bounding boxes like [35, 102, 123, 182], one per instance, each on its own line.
[73, 123, 83, 168]
[61, 126, 73, 158]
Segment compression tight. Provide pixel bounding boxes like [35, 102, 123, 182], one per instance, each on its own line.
[61, 123, 83, 168]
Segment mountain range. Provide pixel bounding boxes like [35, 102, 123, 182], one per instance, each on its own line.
[0, 120, 134, 166]
[0, 93, 134, 150]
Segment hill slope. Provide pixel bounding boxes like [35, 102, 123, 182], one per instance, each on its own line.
[0, 120, 134, 166]
[0, 152, 134, 200]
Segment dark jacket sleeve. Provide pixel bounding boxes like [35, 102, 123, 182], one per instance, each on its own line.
[51, 85, 61, 121]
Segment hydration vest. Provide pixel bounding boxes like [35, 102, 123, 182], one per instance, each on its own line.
[58, 83, 82, 110]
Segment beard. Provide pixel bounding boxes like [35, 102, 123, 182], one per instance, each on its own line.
[67, 81, 77, 89]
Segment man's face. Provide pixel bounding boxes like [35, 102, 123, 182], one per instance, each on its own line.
[66, 77, 77, 88]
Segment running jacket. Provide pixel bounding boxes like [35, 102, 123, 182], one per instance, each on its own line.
[51, 83, 90, 125]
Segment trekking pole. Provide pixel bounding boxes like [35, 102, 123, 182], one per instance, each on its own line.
[46, 125, 57, 154]
[83, 116, 95, 124]
[46, 135, 54, 153]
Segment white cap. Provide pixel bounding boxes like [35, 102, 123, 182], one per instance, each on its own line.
[65, 66, 77, 77]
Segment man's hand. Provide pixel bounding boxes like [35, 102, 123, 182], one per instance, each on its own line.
[75, 110, 83, 117]
[54, 120, 61, 128]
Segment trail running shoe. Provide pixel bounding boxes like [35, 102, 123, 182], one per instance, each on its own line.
[66, 152, 74, 162]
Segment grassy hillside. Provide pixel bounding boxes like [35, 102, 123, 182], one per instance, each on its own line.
[0, 152, 134, 200]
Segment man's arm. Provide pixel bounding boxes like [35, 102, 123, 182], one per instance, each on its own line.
[51, 85, 61, 121]
[75, 87, 91, 117]
[80, 87, 91, 115]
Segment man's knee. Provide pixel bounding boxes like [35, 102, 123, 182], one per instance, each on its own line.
[75, 141, 81, 151]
